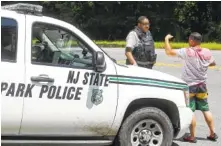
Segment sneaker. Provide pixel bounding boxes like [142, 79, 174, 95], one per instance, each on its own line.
[207, 133, 218, 141]
[183, 136, 197, 143]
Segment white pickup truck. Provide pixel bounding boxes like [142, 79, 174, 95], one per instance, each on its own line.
[1, 3, 193, 146]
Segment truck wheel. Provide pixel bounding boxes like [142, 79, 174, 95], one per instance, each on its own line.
[118, 107, 173, 146]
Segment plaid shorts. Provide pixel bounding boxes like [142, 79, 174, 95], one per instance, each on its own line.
[189, 83, 209, 112]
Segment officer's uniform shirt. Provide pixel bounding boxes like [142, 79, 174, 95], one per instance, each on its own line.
[125, 31, 140, 65]
[126, 31, 140, 52]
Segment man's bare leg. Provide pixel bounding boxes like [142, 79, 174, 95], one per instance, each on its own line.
[183, 113, 197, 142]
[202, 111, 215, 136]
[190, 114, 197, 138]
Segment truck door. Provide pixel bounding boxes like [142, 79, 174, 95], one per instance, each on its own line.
[1, 13, 26, 135]
[20, 15, 118, 136]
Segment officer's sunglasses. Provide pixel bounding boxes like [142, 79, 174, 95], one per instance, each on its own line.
[141, 22, 150, 26]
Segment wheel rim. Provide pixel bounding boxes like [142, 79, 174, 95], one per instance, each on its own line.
[131, 119, 163, 146]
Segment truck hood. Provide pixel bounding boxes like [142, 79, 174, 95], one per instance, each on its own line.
[114, 64, 187, 89]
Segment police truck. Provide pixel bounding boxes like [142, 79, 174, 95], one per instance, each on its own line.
[1, 3, 193, 146]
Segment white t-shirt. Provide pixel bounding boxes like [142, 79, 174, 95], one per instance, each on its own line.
[176, 47, 215, 86]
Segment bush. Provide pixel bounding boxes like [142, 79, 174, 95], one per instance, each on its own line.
[33, 39, 221, 50]
[94, 41, 221, 50]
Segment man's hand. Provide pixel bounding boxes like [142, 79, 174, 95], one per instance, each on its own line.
[165, 34, 174, 40]
[133, 62, 138, 66]
[209, 61, 216, 67]
[164, 34, 177, 56]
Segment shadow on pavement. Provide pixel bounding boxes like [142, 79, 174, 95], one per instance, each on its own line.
[195, 137, 209, 141]
[174, 133, 208, 142]
[175, 137, 208, 142]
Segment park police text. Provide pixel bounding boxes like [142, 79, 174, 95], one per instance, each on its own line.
[1, 71, 109, 100]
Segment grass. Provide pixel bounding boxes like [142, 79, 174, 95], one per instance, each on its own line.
[93, 40, 221, 50]
[32, 39, 221, 50]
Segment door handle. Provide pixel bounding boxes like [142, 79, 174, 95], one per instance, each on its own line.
[31, 74, 54, 83]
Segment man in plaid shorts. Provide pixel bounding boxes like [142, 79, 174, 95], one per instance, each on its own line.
[164, 32, 218, 143]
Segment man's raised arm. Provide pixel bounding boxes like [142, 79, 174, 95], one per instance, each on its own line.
[164, 34, 177, 57]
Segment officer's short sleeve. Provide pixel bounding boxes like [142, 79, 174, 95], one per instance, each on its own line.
[175, 48, 187, 60]
[126, 31, 137, 51]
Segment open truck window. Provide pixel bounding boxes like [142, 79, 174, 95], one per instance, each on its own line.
[31, 23, 94, 69]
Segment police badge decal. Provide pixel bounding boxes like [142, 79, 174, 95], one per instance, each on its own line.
[91, 89, 103, 105]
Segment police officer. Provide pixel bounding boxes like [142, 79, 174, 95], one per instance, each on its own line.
[125, 16, 157, 69]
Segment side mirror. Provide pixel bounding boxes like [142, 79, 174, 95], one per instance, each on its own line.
[95, 51, 106, 72]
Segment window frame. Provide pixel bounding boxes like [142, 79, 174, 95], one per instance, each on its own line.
[1, 17, 18, 63]
[31, 21, 96, 70]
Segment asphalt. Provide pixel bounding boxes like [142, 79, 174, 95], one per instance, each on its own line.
[103, 48, 221, 146]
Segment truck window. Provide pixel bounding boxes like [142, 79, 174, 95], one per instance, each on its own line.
[31, 23, 94, 69]
[1, 17, 18, 62]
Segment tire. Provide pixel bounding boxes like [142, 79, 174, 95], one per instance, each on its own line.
[118, 107, 173, 146]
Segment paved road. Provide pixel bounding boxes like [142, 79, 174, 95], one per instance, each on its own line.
[103, 48, 221, 146]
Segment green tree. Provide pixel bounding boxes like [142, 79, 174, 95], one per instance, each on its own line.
[174, 1, 221, 42]
[1, 1, 221, 42]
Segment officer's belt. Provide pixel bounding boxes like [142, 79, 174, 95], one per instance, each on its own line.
[136, 61, 155, 65]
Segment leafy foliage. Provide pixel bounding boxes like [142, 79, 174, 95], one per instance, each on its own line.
[2, 1, 221, 42]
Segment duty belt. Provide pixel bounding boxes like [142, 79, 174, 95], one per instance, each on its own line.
[136, 60, 156, 65]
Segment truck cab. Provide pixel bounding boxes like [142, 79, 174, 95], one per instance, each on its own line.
[1, 3, 193, 146]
